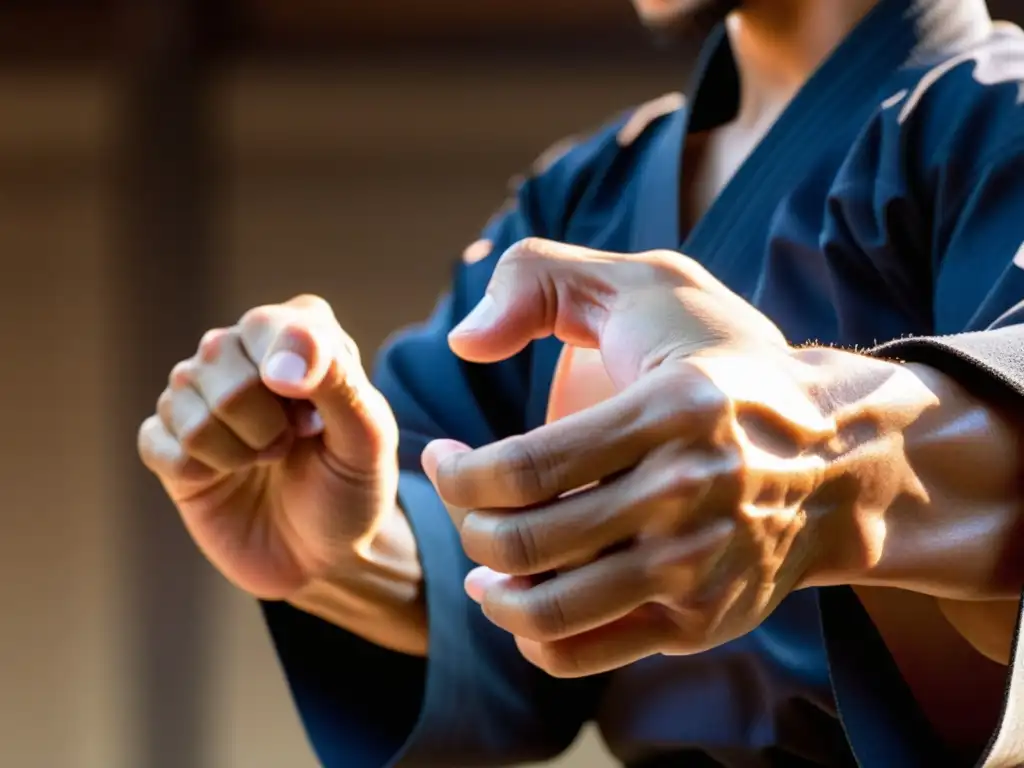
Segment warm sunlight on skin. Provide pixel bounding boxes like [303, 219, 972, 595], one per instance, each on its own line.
[547, 342, 904, 580]
[544, 342, 1008, 749]
[546, 346, 617, 423]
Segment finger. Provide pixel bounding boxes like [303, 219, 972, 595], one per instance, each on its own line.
[190, 328, 291, 450]
[420, 439, 473, 531]
[471, 548, 657, 643]
[447, 239, 787, 379]
[137, 414, 218, 487]
[470, 524, 732, 644]
[514, 607, 679, 678]
[457, 473, 649, 575]
[238, 296, 396, 465]
[457, 445, 731, 575]
[468, 544, 668, 643]
[157, 386, 255, 473]
[447, 240, 729, 365]
[426, 364, 719, 510]
[446, 238, 629, 362]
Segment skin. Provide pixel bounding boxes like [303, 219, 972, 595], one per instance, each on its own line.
[423, 239, 1023, 665]
[139, 295, 427, 654]
[138, 0, 1020, 752]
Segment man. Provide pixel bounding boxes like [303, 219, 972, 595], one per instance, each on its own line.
[138, 0, 1024, 765]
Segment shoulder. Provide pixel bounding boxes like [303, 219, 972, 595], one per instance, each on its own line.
[504, 92, 686, 235]
[524, 91, 685, 183]
[877, 24, 1024, 175]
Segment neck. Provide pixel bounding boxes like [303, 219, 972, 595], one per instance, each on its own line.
[727, 0, 881, 126]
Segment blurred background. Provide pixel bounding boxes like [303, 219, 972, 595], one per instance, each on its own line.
[0, 2, 1018, 767]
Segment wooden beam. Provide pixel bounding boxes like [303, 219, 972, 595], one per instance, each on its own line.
[111, 1, 228, 766]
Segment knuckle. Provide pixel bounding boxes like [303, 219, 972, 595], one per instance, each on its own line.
[137, 415, 184, 475]
[238, 304, 280, 336]
[641, 249, 691, 281]
[136, 416, 161, 463]
[488, 517, 539, 574]
[197, 328, 229, 362]
[495, 438, 555, 505]
[503, 237, 545, 264]
[643, 249, 712, 287]
[287, 293, 333, 315]
[495, 238, 554, 288]
[659, 363, 731, 424]
[433, 453, 466, 503]
[168, 360, 197, 389]
[156, 388, 175, 419]
[692, 384, 731, 421]
[518, 592, 569, 641]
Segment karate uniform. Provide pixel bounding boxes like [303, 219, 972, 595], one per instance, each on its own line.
[264, 0, 1024, 764]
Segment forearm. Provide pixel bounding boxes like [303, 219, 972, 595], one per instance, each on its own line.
[846, 362, 1024, 600]
[288, 505, 428, 656]
[805, 358, 1024, 664]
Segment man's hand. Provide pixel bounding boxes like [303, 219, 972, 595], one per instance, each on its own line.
[421, 238, 956, 677]
[138, 295, 426, 655]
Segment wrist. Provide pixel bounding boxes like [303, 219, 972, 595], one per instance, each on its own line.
[792, 348, 941, 589]
[801, 352, 1024, 599]
[289, 504, 428, 655]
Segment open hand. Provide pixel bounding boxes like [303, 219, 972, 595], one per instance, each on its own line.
[423, 239, 928, 677]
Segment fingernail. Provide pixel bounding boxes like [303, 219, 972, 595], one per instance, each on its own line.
[464, 566, 505, 603]
[450, 295, 498, 337]
[421, 439, 470, 484]
[264, 351, 308, 385]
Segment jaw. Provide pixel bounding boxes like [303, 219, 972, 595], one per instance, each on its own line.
[636, 0, 743, 47]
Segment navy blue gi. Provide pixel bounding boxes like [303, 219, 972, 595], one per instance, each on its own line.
[264, 0, 1024, 764]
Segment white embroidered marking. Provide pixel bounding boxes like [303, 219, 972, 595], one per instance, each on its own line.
[1013, 240, 1024, 270]
[898, 26, 1024, 123]
[617, 92, 686, 147]
[530, 136, 580, 177]
[881, 89, 909, 110]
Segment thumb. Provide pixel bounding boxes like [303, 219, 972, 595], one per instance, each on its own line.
[447, 238, 617, 364]
[261, 321, 395, 463]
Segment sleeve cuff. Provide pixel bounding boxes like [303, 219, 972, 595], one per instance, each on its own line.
[260, 600, 424, 768]
[870, 327, 1024, 401]
[817, 587, 946, 767]
[264, 471, 586, 767]
[869, 329, 1024, 764]
[394, 471, 593, 766]
[389, 470, 483, 766]
[260, 469, 473, 768]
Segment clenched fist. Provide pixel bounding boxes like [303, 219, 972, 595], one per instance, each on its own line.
[138, 295, 402, 602]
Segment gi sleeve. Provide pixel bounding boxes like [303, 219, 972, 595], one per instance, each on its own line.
[261, 121, 628, 767]
[819, 40, 1024, 768]
[867, 147, 1024, 768]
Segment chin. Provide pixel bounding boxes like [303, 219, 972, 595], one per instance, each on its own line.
[634, 0, 742, 45]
